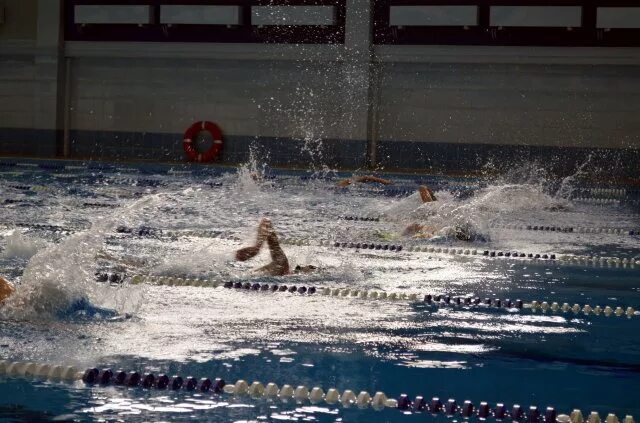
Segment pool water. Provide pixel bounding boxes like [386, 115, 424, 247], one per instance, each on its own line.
[0, 159, 639, 422]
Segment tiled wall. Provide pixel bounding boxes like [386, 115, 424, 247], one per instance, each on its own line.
[1, 46, 639, 174]
[0, 56, 36, 129]
[64, 56, 370, 167]
[69, 57, 361, 140]
[0, 0, 38, 41]
[0, 55, 43, 155]
[377, 62, 640, 150]
[0, 1, 639, 175]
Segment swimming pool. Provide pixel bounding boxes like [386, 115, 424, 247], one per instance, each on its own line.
[0, 158, 638, 422]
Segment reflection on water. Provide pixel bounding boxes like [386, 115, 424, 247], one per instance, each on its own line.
[0, 161, 638, 421]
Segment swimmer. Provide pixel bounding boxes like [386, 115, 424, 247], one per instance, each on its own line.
[418, 185, 436, 203]
[235, 218, 316, 276]
[0, 275, 15, 303]
[396, 185, 439, 237]
[0, 275, 118, 318]
[402, 222, 473, 241]
[337, 175, 393, 187]
[403, 186, 476, 241]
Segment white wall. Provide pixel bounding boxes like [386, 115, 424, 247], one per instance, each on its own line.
[1, 1, 639, 167]
[0, 0, 38, 41]
[377, 61, 640, 149]
[0, 54, 36, 128]
[69, 56, 358, 141]
[0, 0, 39, 130]
[0, 0, 62, 156]
[71, 58, 356, 142]
[64, 42, 640, 152]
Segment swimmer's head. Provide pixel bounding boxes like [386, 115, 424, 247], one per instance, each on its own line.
[294, 265, 317, 274]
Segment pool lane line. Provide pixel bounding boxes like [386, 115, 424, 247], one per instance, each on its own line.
[1, 361, 636, 423]
[489, 223, 640, 236]
[282, 238, 640, 269]
[334, 215, 638, 237]
[16, 223, 72, 232]
[339, 215, 382, 222]
[125, 275, 639, 319]
[2, 182, 50, 192]
[5, 184, 32, 191]
[527, 301, 637, 317]
[562, 210, 640, 218]
[573, 198, 622, 205]
[0, 361, 398, 410]
[575, 188, 628, 198]
[0, 222, 90, 232]
[21, 223, 632, 272]
[155, 230, 640, 270]
[3, 198, 42, 205]
[81, 201, 122, 208]
[0, 361, 80, 382]
[305, 214, 639, 238]
[574, 198, 640, 207]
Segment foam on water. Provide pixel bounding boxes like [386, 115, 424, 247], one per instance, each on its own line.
[1, 230, 46, 259]
[164, 163, 574, 275]
[0, 195, 165, 319]
[371, 181, 570, 244]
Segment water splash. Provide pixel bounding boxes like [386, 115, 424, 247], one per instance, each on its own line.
[0, 195, 161, 319]
[373, 163, 582, 242]
[556, 154, 594, 200]
[234, 141, 270, 193]
[1, 231, 46, 260]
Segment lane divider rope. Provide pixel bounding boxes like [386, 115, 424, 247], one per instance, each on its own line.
[3, 198, 41, 205]
[339, 215, 382, 222]
[576, 188, 628, 198]
[0, 360, 634, 423]
[150, 229, 640, 270]
[17, 223, 72, 232]
[489, 223, 638, 236]
[562, 210, 640, 218]
[285, 238, 639, 269]
[82, 202, 120, 209]
[573, 198, 622, 205]
[6, 184, 32, 191]
[123, 275, 639, 319]
[104, 177, 163, 187]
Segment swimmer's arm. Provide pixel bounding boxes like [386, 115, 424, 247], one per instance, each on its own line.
[355, 176, 393, 185]
[338, 175, 392, 187]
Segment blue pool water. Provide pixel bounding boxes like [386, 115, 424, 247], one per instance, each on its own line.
[0, 158, 639, 422]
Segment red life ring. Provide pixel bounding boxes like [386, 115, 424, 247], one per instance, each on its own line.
[182, 121, 224, 163]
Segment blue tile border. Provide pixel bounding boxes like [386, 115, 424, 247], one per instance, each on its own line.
[65, 130, 367, 169]
[0, 127, 638, 177]
[0, 128, 58, 157]
[377, 140, 640, 178]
